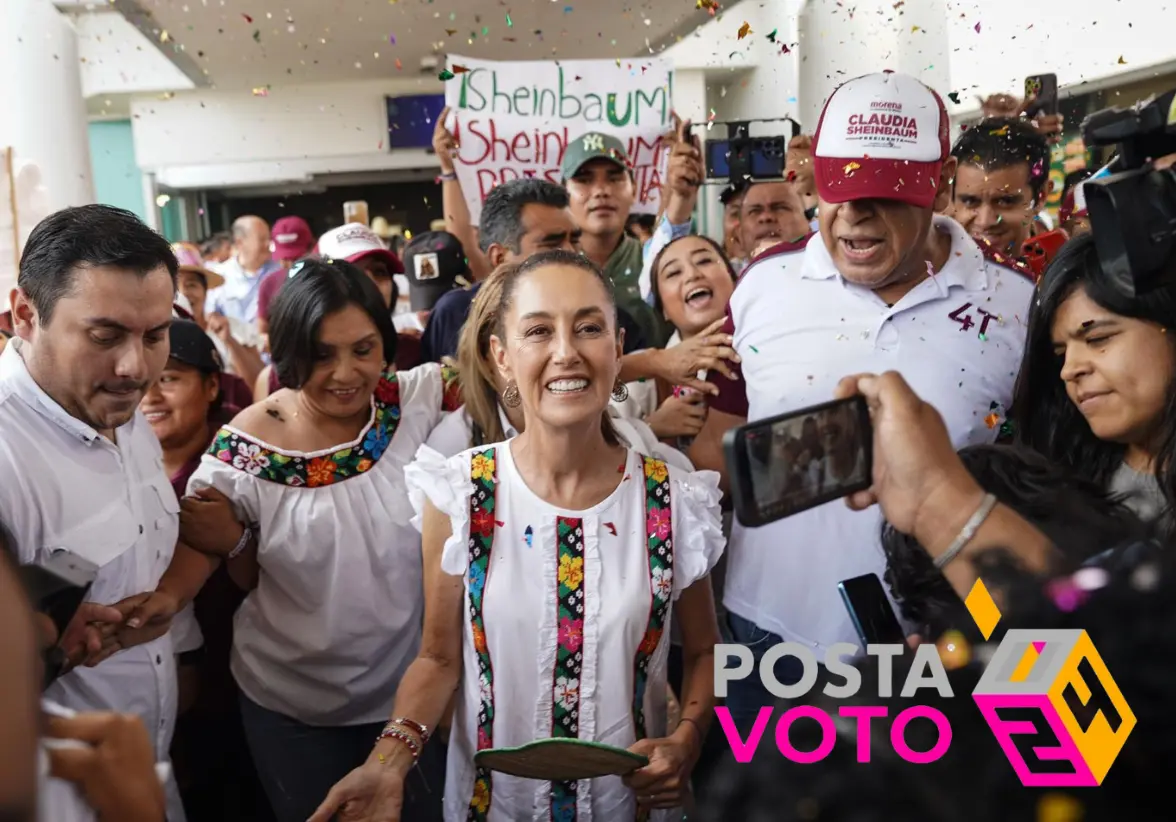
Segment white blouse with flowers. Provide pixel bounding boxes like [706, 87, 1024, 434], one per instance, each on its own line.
[186, 363, 460, 726]
[405, 441, 724, 822]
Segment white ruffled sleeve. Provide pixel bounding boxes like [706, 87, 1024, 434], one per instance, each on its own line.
[404, 444, 475, 577]
[187, 450, 263, 525]
[669, 466, 726, 599]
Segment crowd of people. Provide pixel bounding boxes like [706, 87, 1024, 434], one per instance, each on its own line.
[1, 65, 1173, 822]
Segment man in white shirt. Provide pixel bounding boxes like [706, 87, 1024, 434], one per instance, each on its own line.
[690, 73, 1036, 730]
[0, 205, 186, 821]
[204, 215, 280, 326]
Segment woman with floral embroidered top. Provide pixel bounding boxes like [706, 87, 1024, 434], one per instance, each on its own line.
[130, 259, 459, 822]
[311, 250, 724, 822]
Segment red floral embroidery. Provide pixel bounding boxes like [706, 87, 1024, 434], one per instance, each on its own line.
[471, 508, 496, 538]
[374, 377, 399, 405]
[306, 457, 338, 488]
[558, 617, 584, 654]
[638, 628, 663, 656]
[645, 507, 671, 541]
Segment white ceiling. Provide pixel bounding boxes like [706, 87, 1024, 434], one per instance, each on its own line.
[115, 0, 710, 91]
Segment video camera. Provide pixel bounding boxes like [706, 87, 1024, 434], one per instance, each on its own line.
[704, 118, 801, 186]
[1082, 88, 1176, 297]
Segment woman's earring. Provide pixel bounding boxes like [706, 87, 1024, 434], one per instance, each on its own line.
[611, 378, 629, 403]
[502, 380, 522, 408]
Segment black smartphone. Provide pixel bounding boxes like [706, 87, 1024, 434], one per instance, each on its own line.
[723, 396, 873, 527]
[17, 552, 97, 638]
[838, 573, 906, 647]
[1024, 73, 1058, 117]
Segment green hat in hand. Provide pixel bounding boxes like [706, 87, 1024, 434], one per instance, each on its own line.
[561, 132, 630, 180]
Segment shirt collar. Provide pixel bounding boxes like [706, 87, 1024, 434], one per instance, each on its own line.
[497, 404, 520, 439]
[0, 338, 122, 446]
[801, 215, 987, 292]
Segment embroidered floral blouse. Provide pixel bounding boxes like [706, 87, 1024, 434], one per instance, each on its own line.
[405, 441, 725, 822]
[186, 363, 460, 726]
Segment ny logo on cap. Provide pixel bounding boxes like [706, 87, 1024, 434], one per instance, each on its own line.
[583, 134, 605, 152]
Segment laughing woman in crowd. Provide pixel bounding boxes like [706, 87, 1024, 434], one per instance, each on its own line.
[1015, 232, 1176, 529]
[312, 250, 724, 822]
[425, 261, 692, 471]
[147, 259, 459, 822]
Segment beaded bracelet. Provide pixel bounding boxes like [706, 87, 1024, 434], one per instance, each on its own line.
[391, 717, 432, 746]
[376, 726, 421, 762]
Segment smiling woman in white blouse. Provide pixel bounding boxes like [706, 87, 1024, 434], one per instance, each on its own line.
[142, 259, 460, 822]
[425, 261, 693, 472]
[312, 250, 724, 822]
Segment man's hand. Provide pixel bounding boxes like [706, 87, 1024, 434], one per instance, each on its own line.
[180, 487, 246, 557]
[433, 106, 459, 175]
[1025, 99, 1064, 144]
[833, 372, 984, 541]
[84, 591, 179, 666]
[646, 393, 708, 439]
[206, 312, 232, 342]
[46, 712, 165, 822]
[58, 603, 125, 671]
[650, 318, 739, 396]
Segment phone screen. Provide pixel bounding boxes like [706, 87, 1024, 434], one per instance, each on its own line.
[838, 573, 906, 647]
[723, 396, 873, 527]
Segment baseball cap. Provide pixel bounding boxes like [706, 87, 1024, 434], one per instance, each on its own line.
[168, 319, 223, 374]
[171, 242, 225, 290]
[561, 131, 630, 180]
[402, 231, 470, 311]
[317, 223, 405, 274]
[272, 216, 315, 261]
[813, 72, 950, 209]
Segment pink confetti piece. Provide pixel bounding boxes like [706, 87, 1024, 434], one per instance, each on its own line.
[974, 21, 981, 33]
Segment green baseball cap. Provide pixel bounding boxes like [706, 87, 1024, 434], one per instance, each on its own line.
[561, 131, 630, 180]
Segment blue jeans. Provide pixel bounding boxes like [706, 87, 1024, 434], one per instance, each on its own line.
[722, 612, 810, 736]
[239, 694, 445, 822]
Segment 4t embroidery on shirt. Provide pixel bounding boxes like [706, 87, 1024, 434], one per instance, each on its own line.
[948, 302, 996, 336]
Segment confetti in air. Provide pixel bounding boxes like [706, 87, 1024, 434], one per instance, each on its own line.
[696, 0, 721, 12]
[242, 13, 253, 24]
[843, 161, 861, 174]
[604, 522, 617, 536]
[452, 64, 470, 74]
[438, 69, 455, 81]
[767, 28, 778, 42]
[524, 526, 533, 549]
[737, 21, 752, 39]
[251, 86, 269, 96]
[506, 12, 513, 27]
[974, 21, 982, 33]
[948, 91, 961, 104]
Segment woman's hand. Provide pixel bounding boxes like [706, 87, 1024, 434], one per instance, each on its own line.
[180, 487, 245, 557]
[308, 760, 405, 822]
[646, 393, 708, 439]
[652, 317, 739, 395]
[622, 734, 698, 810]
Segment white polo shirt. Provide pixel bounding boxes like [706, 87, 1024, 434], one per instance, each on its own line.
[713, 215, 1034, 652]
[0, 339, 186, 822]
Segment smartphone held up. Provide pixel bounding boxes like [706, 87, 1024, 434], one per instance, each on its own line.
[723, 396, 873, 527]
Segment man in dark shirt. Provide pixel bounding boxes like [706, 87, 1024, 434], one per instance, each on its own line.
[420, 178, 584, 363]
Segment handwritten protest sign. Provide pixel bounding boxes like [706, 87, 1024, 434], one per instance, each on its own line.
[444, 55, 673, 225]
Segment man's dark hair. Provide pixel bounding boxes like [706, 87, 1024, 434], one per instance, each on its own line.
[951, 117, 1051, 199]
[882, 443, 1150, 637]
[478, 178, 569, 254]
[18, 205, 177, 326]
[269, 258, 397, 389]
[199, 231, 231, 257]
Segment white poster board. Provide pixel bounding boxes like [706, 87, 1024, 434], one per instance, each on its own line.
[444, 55, 674, 226]
[0, 148, 18, 310]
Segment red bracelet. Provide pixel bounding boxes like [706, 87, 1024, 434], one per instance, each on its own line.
[391, 717, 432, 746]
[376, 726, 421, 761]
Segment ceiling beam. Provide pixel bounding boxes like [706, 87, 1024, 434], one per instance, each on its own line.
[104, 0, 211, 88]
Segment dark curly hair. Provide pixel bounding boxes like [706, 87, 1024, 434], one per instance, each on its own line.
[882, 443, 1149, 637]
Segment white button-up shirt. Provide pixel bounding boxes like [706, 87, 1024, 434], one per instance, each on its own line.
[716, 216, 1035, 652]
[0, 340, 184, 822]
[205, 256, 280, 326]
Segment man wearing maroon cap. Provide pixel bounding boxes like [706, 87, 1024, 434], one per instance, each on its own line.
[689, 72, 1036, 732]
[256, 216, 316, 335]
